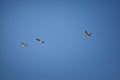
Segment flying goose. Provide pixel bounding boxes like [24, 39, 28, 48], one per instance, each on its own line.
[36, 39, 44, 43]
[21, 43, 28, 47]
[85, 30, 92, 38]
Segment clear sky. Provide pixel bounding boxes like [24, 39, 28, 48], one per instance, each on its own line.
[0, 0, 120, 80]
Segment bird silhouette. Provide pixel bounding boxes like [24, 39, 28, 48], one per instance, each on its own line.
[21, 43, 28, 47]
[36, 39, 44, 43]
[85, 30, 92, 38]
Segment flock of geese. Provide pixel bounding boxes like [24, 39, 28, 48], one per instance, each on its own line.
[21, 30, 92, 47]
[21, 39, 44, 47]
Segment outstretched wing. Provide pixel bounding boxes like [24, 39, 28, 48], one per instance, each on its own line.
[41, 40, 44, 43]
[36, 39, 40, 41]
[89, 33, 92, 36]
[85, 30, 88, 35]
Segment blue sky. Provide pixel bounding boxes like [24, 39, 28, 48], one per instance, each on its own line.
[0, 0, 120, 80]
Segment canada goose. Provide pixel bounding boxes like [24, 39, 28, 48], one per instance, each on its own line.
[36, 39, 44, 43]
[21, 43, 28, 47]
[85, 30, 92, 38]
